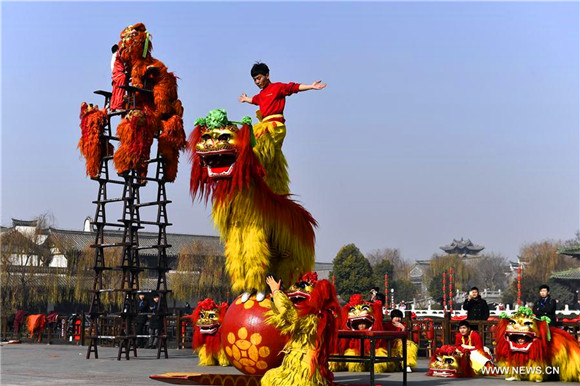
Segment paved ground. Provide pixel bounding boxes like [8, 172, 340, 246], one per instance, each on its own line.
[0, 343, 569, 385]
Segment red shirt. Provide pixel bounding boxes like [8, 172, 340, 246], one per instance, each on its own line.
[383, 321, 405, 332]
[251, 82, 301, 122]
[455, 330, 483, 352]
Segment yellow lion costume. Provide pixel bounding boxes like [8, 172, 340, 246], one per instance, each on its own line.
[189, 298, 230, 366]
[188, 109, 316, 301]
[495, 306, 580, 382]
[262, 272, 341, 386]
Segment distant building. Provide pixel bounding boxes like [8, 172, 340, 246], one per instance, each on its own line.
[440, 238, 484, 257]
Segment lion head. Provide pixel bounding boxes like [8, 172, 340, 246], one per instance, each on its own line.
[192, 298, 228, 354]
[495, 306, 551, 367]
[286, 272, 318, 305]
[427, 345, 475, 378]
[118, 23, 152, 63]
[341, 294, 383, 332]
[189, 109, 262, 203]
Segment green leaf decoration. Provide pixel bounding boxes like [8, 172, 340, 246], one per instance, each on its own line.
[206, 109, 229, 129]
[194, 118, 206, 127]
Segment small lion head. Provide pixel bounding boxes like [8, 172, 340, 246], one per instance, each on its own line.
[427, 345, 474, 378]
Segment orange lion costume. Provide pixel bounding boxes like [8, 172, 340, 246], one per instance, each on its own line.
[495, 306, 580, 382]
[26, 314, 46, 342]
[114, 23, 186, 181]
[190, 298, 230, 366]
[78, 103, 110, 178]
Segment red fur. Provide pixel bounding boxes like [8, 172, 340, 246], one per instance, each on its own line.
[158, 115, 186, 182]
[114, 108, 158, 177]
[495, 318, 552, 367]
[78, 103, 108, 177]
[427, 345, 475, 378]
[188, 124, 317, 248]
[338, 295, 385, 354]
[191, 298, 228, 355]
[295, 279, 341, 382]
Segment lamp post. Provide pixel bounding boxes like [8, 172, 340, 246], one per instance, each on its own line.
[449, 269, 454, 313]
[384, 274, 389, 307]
[442, 271, 447, 312]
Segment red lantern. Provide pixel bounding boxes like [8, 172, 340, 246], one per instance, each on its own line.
[384, 273, 389, 306]
[442, 271, 447, 311]
[425, 319, 435, 341]
[412, 323, 420, 344]
[221, 295, 288, 375]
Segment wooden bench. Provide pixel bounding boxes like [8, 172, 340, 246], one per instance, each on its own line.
[329, 330, 408, 386]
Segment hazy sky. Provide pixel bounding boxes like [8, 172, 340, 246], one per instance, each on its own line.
[2, 1, 578, 264]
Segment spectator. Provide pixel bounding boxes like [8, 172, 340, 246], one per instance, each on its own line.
[463, 287, 490, 321]
[135, 293, 149, 348]
[532, 284, 557, 326]
[146, 293, 161, 349]
[369, 287, 386, 308]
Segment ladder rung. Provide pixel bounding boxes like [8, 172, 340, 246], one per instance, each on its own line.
[139, 220, 172, 226]
[103, 155, 114, 161]
[91, 177, 126, 185]
[92, 222, 123, 228]
[92, 198, 125, 204]
[114, 266, 144, 272]
[101, 135, 120, 140]
[133, 176, 166, 183]
[135, 244, 171, 250]
[90, 242, 130, 248]
[136, 200, 171, 207]
[121, 85, 153, 94]
[92, 266, 113, 271]
[147, 158, 162, 163]
[107, 111, 126, 118]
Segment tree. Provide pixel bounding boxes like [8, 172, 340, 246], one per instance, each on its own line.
[469, 253, 509, 291]
[367, 248, 411, 279]
[0, 214, 62, 314]
[428, 272, 444, 303]
[330, 244, 372, 301]
[370, 258, 394, 293]
[426, 254, 474, 293]
[171, 241, 229, 304]
[391, 279, 417, 303]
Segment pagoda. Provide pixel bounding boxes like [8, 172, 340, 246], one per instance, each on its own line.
[440, 238, 484, 257]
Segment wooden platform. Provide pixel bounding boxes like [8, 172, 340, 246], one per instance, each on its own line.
[149, 373, 261, 385]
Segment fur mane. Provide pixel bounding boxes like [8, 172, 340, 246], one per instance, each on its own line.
[295, 279, 341, 382]
[188, 124, 317, 248]
[495, 317, 551, 367]
[339, 294, 385, 353]
[192, 298, 228, 355]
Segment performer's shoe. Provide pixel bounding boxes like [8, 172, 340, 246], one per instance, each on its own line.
[505, 377, 518, 381]
[241, 292, 251, 303]
[256, 292, 266, 302]
[406, 366, 413, 373]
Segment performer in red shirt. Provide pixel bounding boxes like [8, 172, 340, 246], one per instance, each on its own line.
[110, 44, 126, 111]
[238, 62, 326, 194]
[455, 320, 494, 374]
[383, 309, 417, 372]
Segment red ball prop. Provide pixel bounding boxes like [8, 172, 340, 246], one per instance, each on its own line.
[221, 294, 288, 375]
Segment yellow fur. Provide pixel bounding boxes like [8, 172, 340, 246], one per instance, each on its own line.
[252, 119, 289, 195]
[384, 340, 418, 372]
[197, 346, 230, 367]
[261, 292, 329, 386]
[213, 190, 314, 294]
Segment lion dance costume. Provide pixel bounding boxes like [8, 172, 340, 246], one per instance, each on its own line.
[261, 272, 341, 386]
[190, 298, 230, 366]
[78, 102, 110, 178]
[427, 345, 476, 378]
[188, 109, 316, 299]
[495, 306, 580, 382]
[114, 23, 186, 181]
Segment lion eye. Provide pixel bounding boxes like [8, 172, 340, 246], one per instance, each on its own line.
[361, 305, 370, 311]
[524, 321, 533, 326]
[202, 134, 211, 141]
[349, 308, 355, 313]
[508, 319, 516, 325]
[445, 358, 454, 364]
[218, 134, 231, 141]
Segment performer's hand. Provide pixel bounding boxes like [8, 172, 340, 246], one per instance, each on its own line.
[311, 80, 327, 90]
[238, 93, 250, 103]
[266, 276, 281, 292]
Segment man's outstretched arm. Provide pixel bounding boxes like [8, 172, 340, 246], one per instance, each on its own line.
[298, 80, 327, 91]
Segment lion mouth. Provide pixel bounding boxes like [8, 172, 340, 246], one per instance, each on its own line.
[505, 331, 536, 352]
[198, 323, 220, 335]
[287, 290, 310, 304]
[430, 369, 457, 377]
[198, 149, 236, 178]
[347, 316, 374, 331]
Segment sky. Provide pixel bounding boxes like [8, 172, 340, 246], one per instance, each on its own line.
[1, 1, 578, 264]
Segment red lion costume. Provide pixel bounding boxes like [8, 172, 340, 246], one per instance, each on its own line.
[495, 306, 580, 382]
[26, 314, 46, 342]
[427, 345, 475, 378]
[190, 298, 230, 366]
